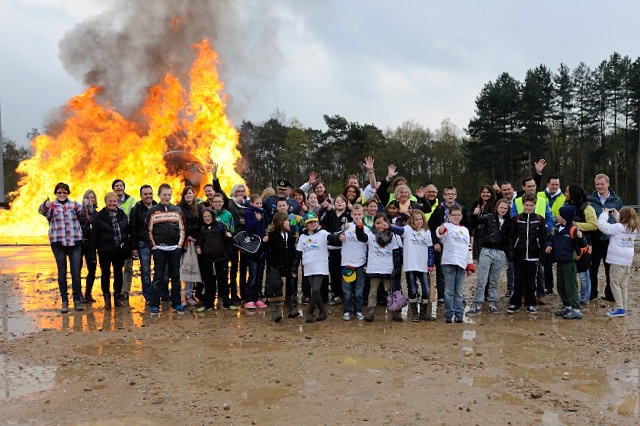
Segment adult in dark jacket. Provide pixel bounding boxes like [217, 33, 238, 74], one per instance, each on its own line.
[92, 192, 131, 308]
[227, 183, 249, 303]
[129, 185, 159, 303]
[178, 185, 204, 305]
[264, 211, 298, 321]
[587, 173, 623, 301]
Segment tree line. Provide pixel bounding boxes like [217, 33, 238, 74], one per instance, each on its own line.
[240, 52, 640, 205]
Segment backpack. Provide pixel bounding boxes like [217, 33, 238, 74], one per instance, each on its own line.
[201, 223, 229, 262]
[569, 226, 592, 273]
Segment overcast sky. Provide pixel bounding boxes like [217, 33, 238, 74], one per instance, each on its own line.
[2, 0, 640, 147]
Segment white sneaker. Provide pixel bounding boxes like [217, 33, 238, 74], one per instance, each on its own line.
[342, 312, 351, 321]
[356, 312, 365, 321]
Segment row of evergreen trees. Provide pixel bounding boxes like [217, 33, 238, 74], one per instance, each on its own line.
[238, 52, 640, 205]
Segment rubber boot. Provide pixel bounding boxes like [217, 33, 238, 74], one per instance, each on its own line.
[271, 302, 283, 322]
[114, 293, 124, 308]
[305, 292, 317, 323]
[392, 310, 403, 322]
[410, 303, 420, 322]
[287, 296, 300, 318]
[364, 306, 375, 322]
[316, 297, 327, 321]
[419, 303, 429, 321]
[104, 293, 112, 309]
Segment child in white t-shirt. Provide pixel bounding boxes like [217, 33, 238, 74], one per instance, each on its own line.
[356, 212, 403, 322]
[435, 205, 474, 323]
[402, 209, 435, 321]
[339, 204, 368, 321]
[293, 211, 340, 323]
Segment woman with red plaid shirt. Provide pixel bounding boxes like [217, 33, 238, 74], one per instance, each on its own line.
[38, 182, 85, 313]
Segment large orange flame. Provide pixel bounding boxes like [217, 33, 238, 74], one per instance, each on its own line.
[0, 39, 244, 243]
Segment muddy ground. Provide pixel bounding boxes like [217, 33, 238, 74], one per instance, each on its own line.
[1, 245, 639, 425]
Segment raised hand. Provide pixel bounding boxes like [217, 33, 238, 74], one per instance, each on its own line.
[363, 156, 375, 172]
[308, 171, 317, 185]
[386, 164, 398, 180]
[534, 159, 546, 174]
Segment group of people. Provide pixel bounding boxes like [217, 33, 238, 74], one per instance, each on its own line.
[38, 157, 637, 323]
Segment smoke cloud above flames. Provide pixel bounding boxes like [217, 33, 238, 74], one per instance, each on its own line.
[58, 0, 283, 121]
[0, 0, 289, 242]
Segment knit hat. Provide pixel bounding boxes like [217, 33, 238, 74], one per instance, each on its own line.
[558, 205, 576, 223]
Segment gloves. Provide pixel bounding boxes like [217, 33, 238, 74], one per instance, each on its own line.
[466, 264, 475, 273]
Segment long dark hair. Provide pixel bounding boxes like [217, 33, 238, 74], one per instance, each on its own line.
[478, 185, 496, 213]
[180, 185, 200, 218]
[566, 184, 587, 206]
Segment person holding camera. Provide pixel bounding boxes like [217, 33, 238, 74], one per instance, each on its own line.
[92, 191, 131, 308]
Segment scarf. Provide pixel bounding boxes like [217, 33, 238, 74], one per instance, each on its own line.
[109, 210, 122, 248]
[372, 228, 393, 247]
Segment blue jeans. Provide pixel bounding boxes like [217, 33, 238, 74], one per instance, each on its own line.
[474, 248, 506, 305]
[138, 241, 153, 301]
[578, 271, 591, 304]
[245, 255, 264, 303]
[342, 266, 365, 314]
[406, 271, 429, 302]
[51, 244, 82, 303]
[442, 264, 465, 321]
[151, 248, 182, 308]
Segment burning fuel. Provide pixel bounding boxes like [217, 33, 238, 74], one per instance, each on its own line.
[0, 40, 244, 241]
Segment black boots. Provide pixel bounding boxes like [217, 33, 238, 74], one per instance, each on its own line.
[271, 302, 283, 322]
[287, 296, 300, 318]
[316, 298, 327, 321]
[114, 293, 125, 308]
[410, 302, 419, 322]
[306, 292, 320, 323]
[104, 293, 112, 309]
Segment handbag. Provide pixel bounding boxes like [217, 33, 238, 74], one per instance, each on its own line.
[232, 231, 262, 254]
[386, 290, 407, 312]
[264, 266, 285, 301]
[180, 243, 202, 282]
[570, 226, 592, 273]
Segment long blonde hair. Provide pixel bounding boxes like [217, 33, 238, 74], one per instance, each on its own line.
[618, 206, 638, 232]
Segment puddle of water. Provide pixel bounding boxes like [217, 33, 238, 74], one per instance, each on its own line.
[0, 354, 57, 399]
[572, 365, 639, 417]
[242, 386, 298, 406]
[328, 354, 400, 371]
[462, 330, 476, 341]
[74, 339, 153, 357]
[541, 410, 565, 425]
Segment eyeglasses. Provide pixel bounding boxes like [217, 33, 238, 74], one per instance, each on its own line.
[56, 191, 69, 195]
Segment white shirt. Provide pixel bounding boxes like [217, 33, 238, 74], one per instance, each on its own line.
[363, 227, 400, 275]
[340, 222, 368, 267]
[402, 225, 432, 272]
[436, 223, 472, 269]
[597, 212, 637, 266]
[296, 229, 330, 276]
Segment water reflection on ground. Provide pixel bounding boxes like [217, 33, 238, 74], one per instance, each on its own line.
[0, 244, 639, 419]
